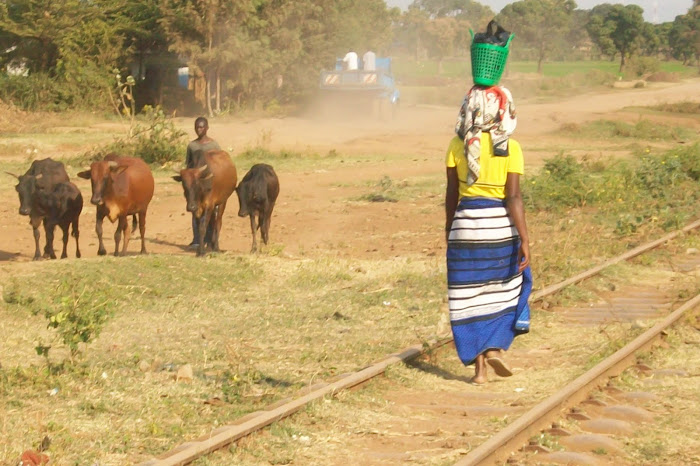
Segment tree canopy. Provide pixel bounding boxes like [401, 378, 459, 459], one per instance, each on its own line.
[497, 0, 576, 73]
[587, 3, 645, 72]
[0, 0, 697, 114]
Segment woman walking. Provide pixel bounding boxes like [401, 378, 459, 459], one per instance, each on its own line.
[444, 128, 532, 385]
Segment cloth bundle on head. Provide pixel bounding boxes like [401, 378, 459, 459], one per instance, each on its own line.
[455, 85, 517, 186]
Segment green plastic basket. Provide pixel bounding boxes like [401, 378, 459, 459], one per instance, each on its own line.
[470, 29, 514, 86]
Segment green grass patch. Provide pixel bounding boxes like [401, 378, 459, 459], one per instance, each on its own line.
[648, 102, 700, 114]
[558, 118, 694, 141]
[393, 57, 698, 81]
[351, 174, 440, 203]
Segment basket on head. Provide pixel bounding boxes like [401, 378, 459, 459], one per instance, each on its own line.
[470, 29, 513, 87]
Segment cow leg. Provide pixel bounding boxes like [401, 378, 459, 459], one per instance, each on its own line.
[196, 211, 211, 257]
[44, 221, 57, 259]
[60, 222, 69, 259]
[212, 201, 226, 252]
[122, 214, 133, 255]
[261, 201, 275, 245]
[30, 216, 42, 261]
[249, 213, 258, 253]
[96, 207, 107, 256]
[72, 214, 81, 259]
[205, 207, 216, 249]
[138, 211, 148, 254]
[115, 215, 130, 256]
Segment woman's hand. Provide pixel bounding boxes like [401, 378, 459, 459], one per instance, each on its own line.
[517, 241, 530, 272]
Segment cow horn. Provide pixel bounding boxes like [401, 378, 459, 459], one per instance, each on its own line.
[197, 164, 208, 173]
[107, 161, 118, 168]
[35, 173, 43, 180]
[4, 171, 19, 179]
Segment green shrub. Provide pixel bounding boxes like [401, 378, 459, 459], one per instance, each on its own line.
[624, 56, 661, 78]
[85, 106, 187, 165]
[0, 73, 74, 111]
[33, 274, 115, 363]
[676, 143, 700, 180]
[524, 146, 700, 239]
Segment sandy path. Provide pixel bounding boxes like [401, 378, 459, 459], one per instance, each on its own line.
[2, 78, 700, 262]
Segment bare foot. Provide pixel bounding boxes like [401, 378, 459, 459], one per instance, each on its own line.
[471, 353, 488, 384]
[469, 375, 486, 385]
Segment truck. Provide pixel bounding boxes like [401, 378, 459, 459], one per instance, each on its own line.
[318, 56, 400, 119]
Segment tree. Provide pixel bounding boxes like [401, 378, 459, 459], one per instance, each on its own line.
[422, 16, 458, 73]
[669, 9, 700, 66]
[0, 0, 129, 109]
[587, 4, 646, 72]
[160, 0, 260, 116]
[497, 0, 576, 74]
[0, 0, 111, 74]
[567, 9, 592, 58]
[395, 6, 430, 60]
[410, 0, 494, 24]
[653, 22, 673, 60]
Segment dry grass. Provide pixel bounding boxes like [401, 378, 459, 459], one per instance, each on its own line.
[614, 320, 700, 464]
[187, 252, 700, 465]
[0, 254, 446, 464]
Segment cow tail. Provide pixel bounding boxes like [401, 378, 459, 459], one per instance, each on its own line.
[132, 214, 138, 233]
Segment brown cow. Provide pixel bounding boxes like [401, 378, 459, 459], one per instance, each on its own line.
[7, 158, 74, 260]
[78, 155, 154, 256]
[173, 149, 237, 256]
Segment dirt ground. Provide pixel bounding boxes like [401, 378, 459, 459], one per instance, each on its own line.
[2, 79, 700, 263]
[2, 80, 700, 465]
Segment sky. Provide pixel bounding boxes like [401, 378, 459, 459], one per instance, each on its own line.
[385, 0, 693, 24]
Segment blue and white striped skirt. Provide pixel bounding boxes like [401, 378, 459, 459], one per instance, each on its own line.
[447, 197, 532, 365]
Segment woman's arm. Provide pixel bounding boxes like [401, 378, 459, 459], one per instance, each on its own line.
[505, 172, 530, 271]
[445, 167, 459, 242]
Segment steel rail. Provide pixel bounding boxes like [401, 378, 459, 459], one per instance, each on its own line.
[530, 218, 700, 302]
[454, 292, 700, 466]
[140, 340, 453, 466]
[140, 218, 700, 465]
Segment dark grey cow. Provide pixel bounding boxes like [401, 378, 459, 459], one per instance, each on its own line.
[235, 163, 279, 252]
[36, 181, 83, 259]
[7, 158, 82, 260]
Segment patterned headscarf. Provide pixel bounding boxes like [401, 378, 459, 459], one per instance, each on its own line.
[455, 85, 517, 186]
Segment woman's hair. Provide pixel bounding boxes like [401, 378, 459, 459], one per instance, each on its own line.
[194, 116, 208, 128]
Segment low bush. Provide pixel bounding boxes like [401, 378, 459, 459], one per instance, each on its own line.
[523, 144, 700, 238]
[624, 56, 661, 78]
[84, 106, 187, 165]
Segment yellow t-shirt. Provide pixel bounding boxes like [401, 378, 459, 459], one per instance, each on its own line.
[445, 133, 524, 199]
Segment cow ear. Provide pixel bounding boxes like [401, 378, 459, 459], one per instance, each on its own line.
[172, 175, 182, 182]
[77, 170, 91, 179]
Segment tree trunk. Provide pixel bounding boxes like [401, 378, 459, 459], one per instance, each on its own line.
[416, 34, 421, 61]
[205, 72, 213, 118]
[537, 42, 545, 74]
[619, 51, 626, 73]
[216, 70, 221, 113]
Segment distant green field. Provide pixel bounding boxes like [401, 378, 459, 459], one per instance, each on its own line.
[393, 57, 698, 81]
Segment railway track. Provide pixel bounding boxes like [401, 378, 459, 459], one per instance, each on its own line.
[140, 220, 700, 465]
